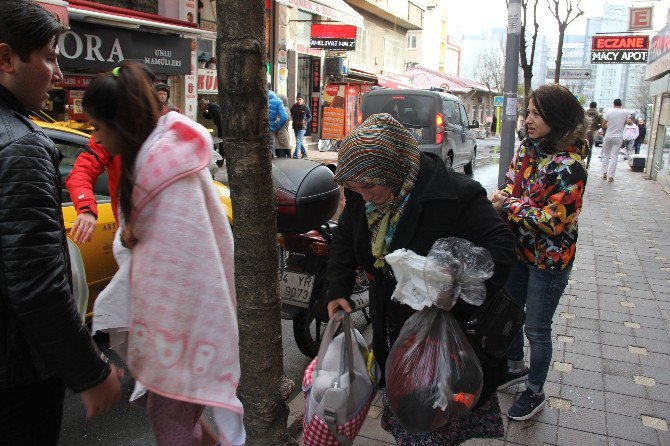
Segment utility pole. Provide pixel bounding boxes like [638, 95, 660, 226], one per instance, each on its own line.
[499, 0, 522, 185]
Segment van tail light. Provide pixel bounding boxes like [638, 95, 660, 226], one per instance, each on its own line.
[435, 113, 444, 145]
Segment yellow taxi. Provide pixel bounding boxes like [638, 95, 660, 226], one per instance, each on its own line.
[35, 120, 232, 320]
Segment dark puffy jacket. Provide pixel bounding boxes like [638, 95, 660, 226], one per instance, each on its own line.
[0, 85, 110, 391]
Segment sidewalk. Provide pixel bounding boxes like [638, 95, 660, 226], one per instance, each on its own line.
[288, 157, 670, 445]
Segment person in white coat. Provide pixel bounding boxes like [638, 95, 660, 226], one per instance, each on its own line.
[621, 117, 639, 160]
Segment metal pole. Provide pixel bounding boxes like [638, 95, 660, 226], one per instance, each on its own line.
[498, 0, 522, 186]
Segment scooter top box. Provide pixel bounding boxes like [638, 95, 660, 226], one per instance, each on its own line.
[273, 159, 340, 234]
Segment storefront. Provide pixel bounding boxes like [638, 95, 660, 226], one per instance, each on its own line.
[645, 17, 670, 195]
[273, 0, 365, 138]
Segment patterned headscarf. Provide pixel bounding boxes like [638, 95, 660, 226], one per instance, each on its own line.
[334, 113, 421, 268]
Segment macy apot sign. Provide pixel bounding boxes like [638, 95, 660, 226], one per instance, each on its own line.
[310, 24, 356, 51]
[57, 21, 191, 75]
[591, 35, 649, 64]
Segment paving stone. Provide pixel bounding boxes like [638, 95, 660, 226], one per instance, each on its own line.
[556, 335, 574, 343]
[629, 345, 649, 355]
[621, 301, 637, 308]
[564, 339, 602, 357]
[624, 321, 642, 329]
[601, 310, 630, 323]
[604, 392, 653, 418]
[553, 361, 573, 373]
[602, 332, 637, 348]
[641, 415, 669, 431]
[548, 397, 572, 411]
[601, 344, 639, 364]
[560, 312, 576, 319]
[505, 420, 558, 445]
[567, 316, 600, 331]
[634, 375, 657, 387]
[638, 339, 670, 355]
[607, 410, 663, 444]
[567, 326, 602, 343]
[604, 374, 648, 398]
[641, 365, 670, 385]
[560, 385, 605, 411]
[367, 406, 382, 419]
[558, 405, 607, 435]
[564, 351, 603, 372]
[563, 368, 605, 392]
[649, 383, 670, 404]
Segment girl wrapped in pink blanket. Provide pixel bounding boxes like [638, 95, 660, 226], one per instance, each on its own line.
[84, 61, 244, 446]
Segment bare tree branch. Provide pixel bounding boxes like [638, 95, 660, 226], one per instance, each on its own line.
[547, 0, 584, 82]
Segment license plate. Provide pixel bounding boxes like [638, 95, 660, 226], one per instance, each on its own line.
[409, 127, 423, 141]
[279, 271, 315, 306]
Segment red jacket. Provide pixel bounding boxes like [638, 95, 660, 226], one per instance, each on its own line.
[65, 136, 121, 222]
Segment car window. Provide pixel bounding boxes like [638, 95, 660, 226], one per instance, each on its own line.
[363, 94, 435, 128]
[459, 104, 469, 128]
[445, 101, 461, 126]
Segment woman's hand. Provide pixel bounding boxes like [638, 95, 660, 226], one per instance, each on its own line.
[327, 298, 353, 318]
[490, 190, 508, 213]
[71, 212, 97, 243]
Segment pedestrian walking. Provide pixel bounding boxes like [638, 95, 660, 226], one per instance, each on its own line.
[585, 101, 602, 169]
[622, 117, 639, 160]
[290, 93, 312, 158]
[269, 88, 287, 156]
[634, 118, 646, 154]
[600, 98, 630, 182]
[274, 94, 292, 157]
[82, 61, 244, 446]
[491, 83, 587, 421]
[326, 113, 516, 445]
[491, 114, 498, 136]
[0, 2, 123, 444]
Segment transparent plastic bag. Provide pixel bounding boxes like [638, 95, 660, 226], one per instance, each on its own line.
[385, 307, 483, 433]
[423, 238, 494, 310]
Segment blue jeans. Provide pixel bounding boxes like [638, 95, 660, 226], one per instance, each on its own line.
[293, 129, 307, 157]
[505, 260, 571, 393]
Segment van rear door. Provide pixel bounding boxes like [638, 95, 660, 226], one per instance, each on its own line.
[362, 93, 437, 145]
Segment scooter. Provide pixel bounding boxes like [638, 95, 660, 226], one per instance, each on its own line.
[277, 221, 371, 358]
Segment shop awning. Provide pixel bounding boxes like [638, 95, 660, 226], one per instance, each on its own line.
[276, 0, 365, 29]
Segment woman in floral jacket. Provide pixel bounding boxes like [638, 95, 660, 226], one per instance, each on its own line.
[491, 83, 587, 422]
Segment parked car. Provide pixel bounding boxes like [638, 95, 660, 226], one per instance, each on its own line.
[35, 120, 232, 320]
[361, 88, 478, 173]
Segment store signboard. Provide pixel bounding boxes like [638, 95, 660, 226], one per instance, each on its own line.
[198, 68, 218, 94]
[310, 24, 356, 51]
[591, 35, 649, 64]
[647, 24, 670, 80]
[57, 21, 191, 75]
[629, 6, 653, 31]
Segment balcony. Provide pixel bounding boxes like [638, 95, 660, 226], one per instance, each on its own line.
[345, 0, 424, 30]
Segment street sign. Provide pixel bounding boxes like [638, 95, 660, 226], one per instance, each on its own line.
[494, 95, 504, 107]
[629, 6, 653, 31]
[546, 68, 592, 79]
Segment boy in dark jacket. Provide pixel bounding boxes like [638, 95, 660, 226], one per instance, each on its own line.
[0, 2, 122, 444]
[290, 93, 312, 158]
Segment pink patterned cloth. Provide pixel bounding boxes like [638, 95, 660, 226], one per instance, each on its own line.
[127, 112, 242, 413]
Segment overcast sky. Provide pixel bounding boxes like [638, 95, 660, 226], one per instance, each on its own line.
[448, 0, 670, 39]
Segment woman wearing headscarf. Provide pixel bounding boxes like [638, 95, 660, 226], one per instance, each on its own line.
[491, 83, 587, 421]
[326, 113, 516, 444]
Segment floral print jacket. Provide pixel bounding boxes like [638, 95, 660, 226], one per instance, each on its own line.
[501, 129, 587, 271]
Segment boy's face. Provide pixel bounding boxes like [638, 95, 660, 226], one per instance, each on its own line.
[0, 37, 62, 111]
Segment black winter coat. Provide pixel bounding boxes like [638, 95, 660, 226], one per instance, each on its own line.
[0, 85, 110, 391]
[327, 153, 516, 405]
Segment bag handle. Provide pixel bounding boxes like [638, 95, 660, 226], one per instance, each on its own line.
[315, 310, 356, 385]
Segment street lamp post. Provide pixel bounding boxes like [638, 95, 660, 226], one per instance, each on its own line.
[499, 0, 522, 186]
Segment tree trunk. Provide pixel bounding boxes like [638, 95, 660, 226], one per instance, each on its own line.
[554, 25, 566, 83]
[216, 1, 294, 444]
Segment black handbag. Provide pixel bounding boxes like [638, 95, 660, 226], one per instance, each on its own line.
[461, 289, 525, 361]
